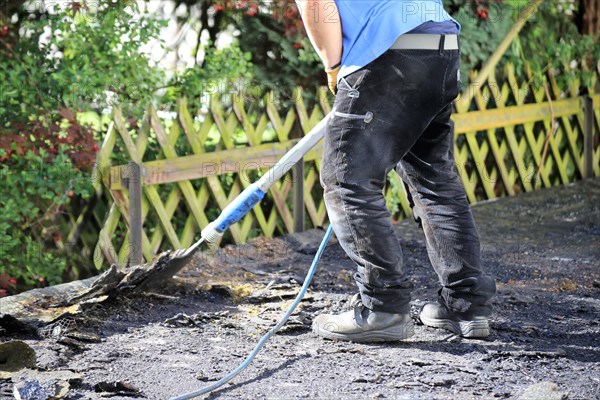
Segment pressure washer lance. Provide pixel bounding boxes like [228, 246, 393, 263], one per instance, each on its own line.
[169, 114, 331, 400]
[166, 114, 330, 269]
[200, 114, 330, 243]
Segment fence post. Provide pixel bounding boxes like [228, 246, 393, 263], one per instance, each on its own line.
[125, 161, 143, 265]
[584, 96, 594, 178]
[292, 158, 305, 233]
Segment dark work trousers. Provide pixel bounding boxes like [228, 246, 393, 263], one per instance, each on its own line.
[321, 43, 496, 316]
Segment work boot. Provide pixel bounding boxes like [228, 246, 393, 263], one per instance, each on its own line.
[419, 303, 490, 338]
[312, 294, 414, 342]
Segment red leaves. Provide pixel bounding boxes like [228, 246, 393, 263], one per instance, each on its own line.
[246, 4, 258, 16]
[283, 6, 298, 19]
[57, 107, 98, 170]
[0, 274, 17, 296]
[212, 0, 305, 40]
[0, 149, 12, 162]
[476, 7, 490, 20]
[127, 117, 138, 128]
[0, 26, 8, 37]
[275, 1, 304, 40]
[1, 108, 99, 171]
[474, 0, 496, 20]
[213, 1, 255, 13]
[0, 134, 26, 162]
[71, 1, 82, 15]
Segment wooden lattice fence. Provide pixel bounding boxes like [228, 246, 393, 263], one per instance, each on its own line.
[93, 91, 336, 267]
[453, 65, 599, 201]
[92, 62, 599, 268]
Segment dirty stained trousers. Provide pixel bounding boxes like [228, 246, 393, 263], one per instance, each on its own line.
[321, 45, 496, 316]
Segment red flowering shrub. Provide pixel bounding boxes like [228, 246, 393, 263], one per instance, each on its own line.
[0, 274, 17, 297]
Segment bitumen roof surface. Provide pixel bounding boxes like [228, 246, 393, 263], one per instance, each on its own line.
[2, 178, 599, 399]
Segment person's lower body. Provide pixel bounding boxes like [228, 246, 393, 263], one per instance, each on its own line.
[313, 37, 496, 342]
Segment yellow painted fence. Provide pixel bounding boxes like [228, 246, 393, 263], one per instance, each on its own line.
[93, 63, 600, 268]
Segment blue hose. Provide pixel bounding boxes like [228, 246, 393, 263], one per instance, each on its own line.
[170, 225, 334, 400]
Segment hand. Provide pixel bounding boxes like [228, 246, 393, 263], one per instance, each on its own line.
[326, 64, 340, 95]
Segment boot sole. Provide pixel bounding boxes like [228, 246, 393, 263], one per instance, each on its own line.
[313, 321, 415, 343]
[420, 315, 489, 338]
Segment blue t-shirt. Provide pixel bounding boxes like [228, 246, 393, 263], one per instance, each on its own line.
[335, 0, 460, 78]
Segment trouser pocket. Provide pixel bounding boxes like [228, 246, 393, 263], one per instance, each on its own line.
[330, 73, 374, 130]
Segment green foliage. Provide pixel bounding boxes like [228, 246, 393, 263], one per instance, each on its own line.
[236, 15, 320, 84]
[218, 3, 324, 98]
[0, 1, 167, 128]
[446, 0, 515, 85]
[0, 146, 95, 292]
[446, 0, 598, 91]
[163, 42, 255, 113]
[0, 1, 170, 292]
[509, 1, 600, 91]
